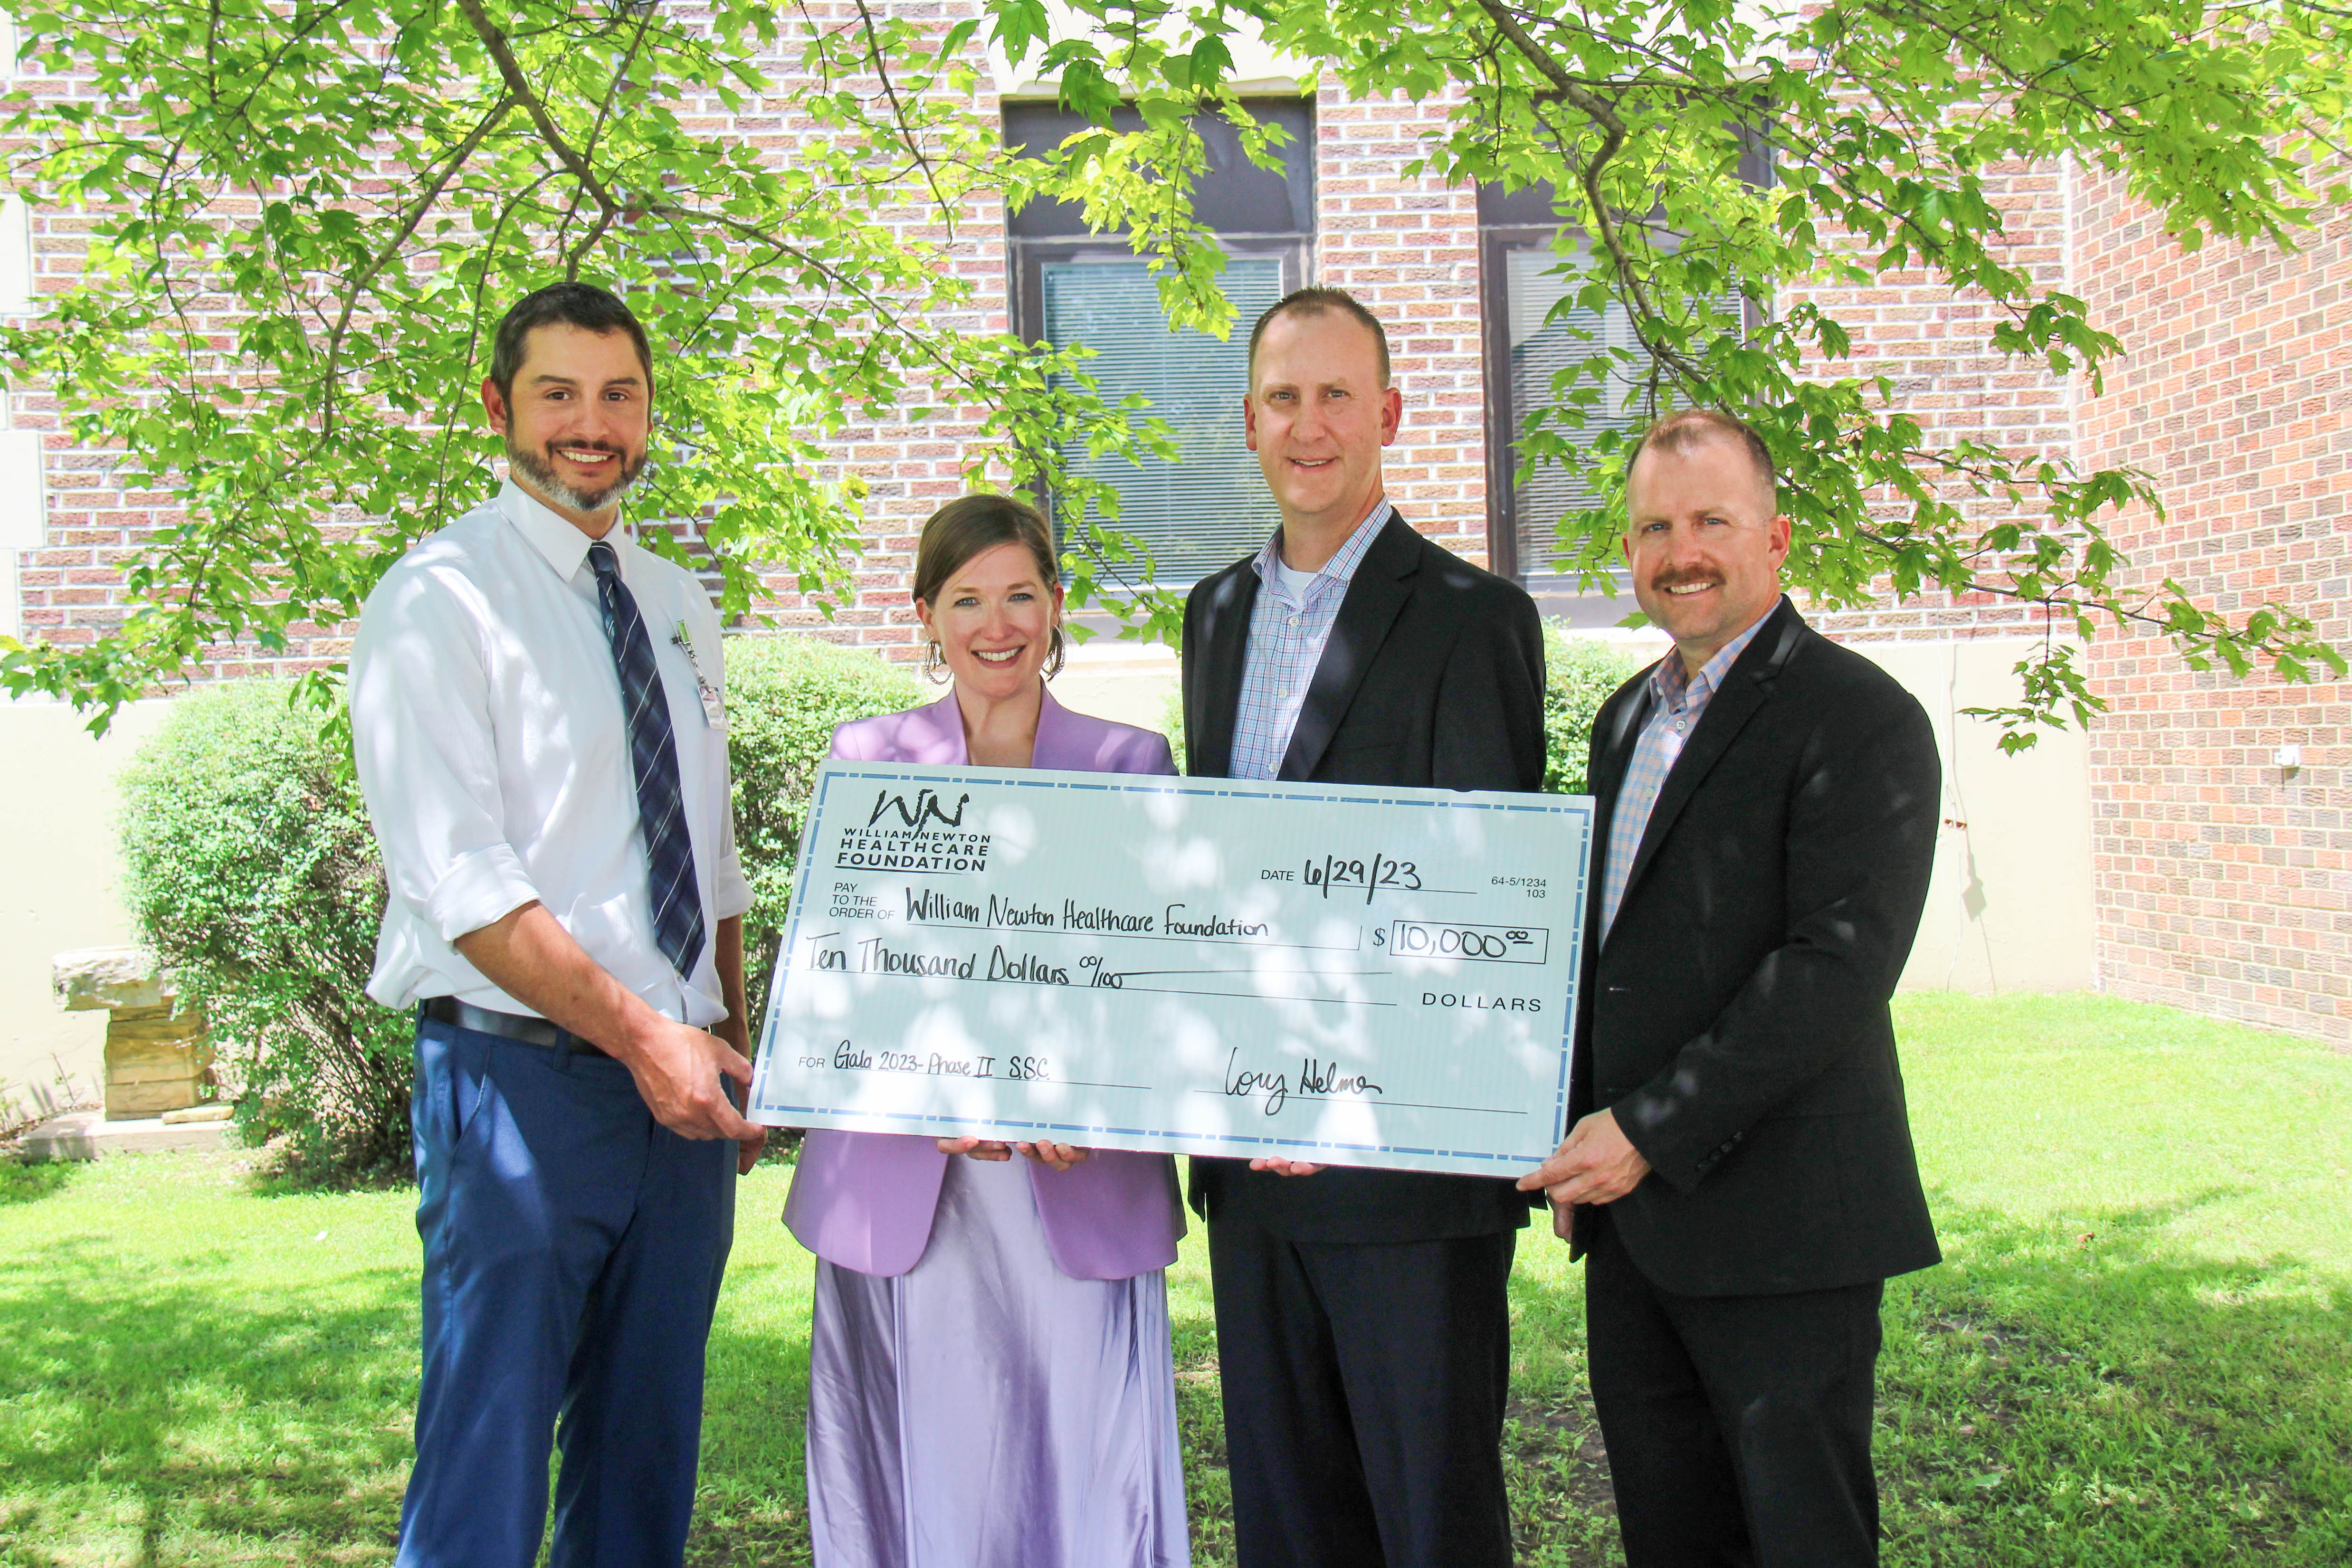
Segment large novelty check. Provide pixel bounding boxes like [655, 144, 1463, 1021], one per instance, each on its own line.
[747, 762, 1595, 1176]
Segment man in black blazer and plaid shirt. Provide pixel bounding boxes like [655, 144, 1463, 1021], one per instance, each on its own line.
[1521, 409, 1943, 1567]
[1182, 287, 1547, 1568]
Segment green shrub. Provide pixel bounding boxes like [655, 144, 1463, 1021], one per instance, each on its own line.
[724, 633, 924, 1019]
[119, 683, 412, 1182]
[1542, 627, 1643, 795]
[105, 638, 919, 1183]
[108, 638, 923, 1180]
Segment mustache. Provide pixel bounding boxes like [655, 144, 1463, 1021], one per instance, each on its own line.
[504, 429, 646, 512]
[1650, 570, 1723, 592]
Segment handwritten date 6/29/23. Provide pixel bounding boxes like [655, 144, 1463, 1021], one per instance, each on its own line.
[1299, 853, 1420, 903]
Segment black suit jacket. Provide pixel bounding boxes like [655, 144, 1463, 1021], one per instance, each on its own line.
[1182, 511, 1548, 1243]
[1574, 596, 1943, 1296]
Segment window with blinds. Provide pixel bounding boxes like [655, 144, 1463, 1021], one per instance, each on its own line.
[1005, 99, 1314, 589]
[1478, 158, 1766, 604]
[1039, 257, 1288, 586]
[1502, 247, 1654, 590]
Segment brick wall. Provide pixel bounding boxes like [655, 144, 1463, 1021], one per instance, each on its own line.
[764, 79, 1499, 659]
[3, 4, 1021, 675]
[1781, 158, 2073, 646]
[1779, 154, 2351, 1041]
[1312, 84, 1489, 568]
[6, 158, 343, 672]
[2072, 167, 2352, 1044]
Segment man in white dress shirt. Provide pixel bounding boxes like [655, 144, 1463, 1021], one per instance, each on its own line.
[350, 281, 764, 1568]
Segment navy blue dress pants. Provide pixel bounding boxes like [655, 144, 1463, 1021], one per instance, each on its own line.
[396, 1017, 735, 1568]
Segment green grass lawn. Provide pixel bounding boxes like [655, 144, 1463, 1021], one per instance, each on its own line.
[1, 992, 2346, 1566]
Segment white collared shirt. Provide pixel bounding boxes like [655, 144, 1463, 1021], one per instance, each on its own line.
[351, 481, 752, 1026]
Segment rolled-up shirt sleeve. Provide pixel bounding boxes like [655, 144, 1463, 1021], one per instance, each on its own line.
[351, 562, 542, 944]
[696, 601, 754, 923]
[711, 757, 753, 922]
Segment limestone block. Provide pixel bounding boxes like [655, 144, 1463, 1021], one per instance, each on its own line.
[108, 1081, 202, 1118]
[52, 946, 177, 1012]
[19, 1111, 228, 1161]
[104, 1006, 209, 1049]
[107, 1054, 212, 1088]
[100, 1002, 212, 1121]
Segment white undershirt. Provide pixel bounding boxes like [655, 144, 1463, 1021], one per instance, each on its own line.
[349, 481, 752, 1026]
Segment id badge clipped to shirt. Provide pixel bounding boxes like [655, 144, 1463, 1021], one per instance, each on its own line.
[669, 622, 727, 730]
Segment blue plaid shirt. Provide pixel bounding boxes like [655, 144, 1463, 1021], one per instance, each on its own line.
[1599, 611, 1775, 937]
[1227, 501, 1395, 781]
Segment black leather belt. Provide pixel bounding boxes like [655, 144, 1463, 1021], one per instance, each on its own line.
[420, 996, 610, 1057]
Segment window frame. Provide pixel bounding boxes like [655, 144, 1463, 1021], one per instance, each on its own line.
[1006, 232, 1314, 370]
[1479, 139, 1772, 597]
[1003, 97, 1316, 590]
[1008, 237, 1311, 589]
[1479, 223, 1574, 586]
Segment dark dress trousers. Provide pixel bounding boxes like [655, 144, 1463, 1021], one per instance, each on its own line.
[1181, 511, 1546, 1568]
[1574, 595, 1942, 1568]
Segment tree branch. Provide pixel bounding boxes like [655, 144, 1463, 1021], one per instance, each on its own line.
[559, 5, 664, 275]
[429, 163, 566, 521]
[452, 0, 621, 228]
[851, 0, 955, 238]
[321, 95, 514, 437]
[1474, 0, 1714, 393]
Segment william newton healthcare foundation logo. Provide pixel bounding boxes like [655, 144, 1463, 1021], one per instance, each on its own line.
[833, 787, 992, 874]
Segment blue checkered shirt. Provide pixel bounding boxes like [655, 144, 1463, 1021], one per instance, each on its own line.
[1599, 613, 1774, 937]
[1227, 501, 1394, 781]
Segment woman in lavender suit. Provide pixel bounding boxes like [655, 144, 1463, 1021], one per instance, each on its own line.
[784, 494, 1190, 1567]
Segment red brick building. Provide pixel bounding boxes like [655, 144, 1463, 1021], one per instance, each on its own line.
[2072, 174, 2350, 1043]
[1, 33, 2343, 1042]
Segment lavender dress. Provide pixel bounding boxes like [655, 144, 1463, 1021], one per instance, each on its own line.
[794, 689, 1190, 1568]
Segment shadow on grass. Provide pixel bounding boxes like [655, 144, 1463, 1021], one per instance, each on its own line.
[1499, 1259, 1622, 1568]
[1880, 1196, 2350, 1568]
[9, 1190, 2342, 1568]
[243, 1163, 414, 1199]
[691, 1256, 816, 1568]
[1170, 1291, 1238, 1567]
[0, 1225, 820, 1568]
[1473, 1195, 2352, 1568]
[0, 1235, 416, 1566]
[0, 1160, 78, 1207]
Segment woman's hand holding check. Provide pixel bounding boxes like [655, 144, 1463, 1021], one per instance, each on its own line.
[936, 1136, 1092, 1171]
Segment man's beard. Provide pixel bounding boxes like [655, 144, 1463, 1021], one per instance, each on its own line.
[505, 433, 647, 513]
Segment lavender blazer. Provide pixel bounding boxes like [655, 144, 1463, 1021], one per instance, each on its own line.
[781, 684, 1187, 1280]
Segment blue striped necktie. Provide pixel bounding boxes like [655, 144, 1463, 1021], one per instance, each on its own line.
[586, 539, 706, 979]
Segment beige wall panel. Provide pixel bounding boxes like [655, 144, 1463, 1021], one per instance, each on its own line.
[0, 697, 169, 1112]
[1049, 637, 1182, 738]
[1856, 641, 2096, 995]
